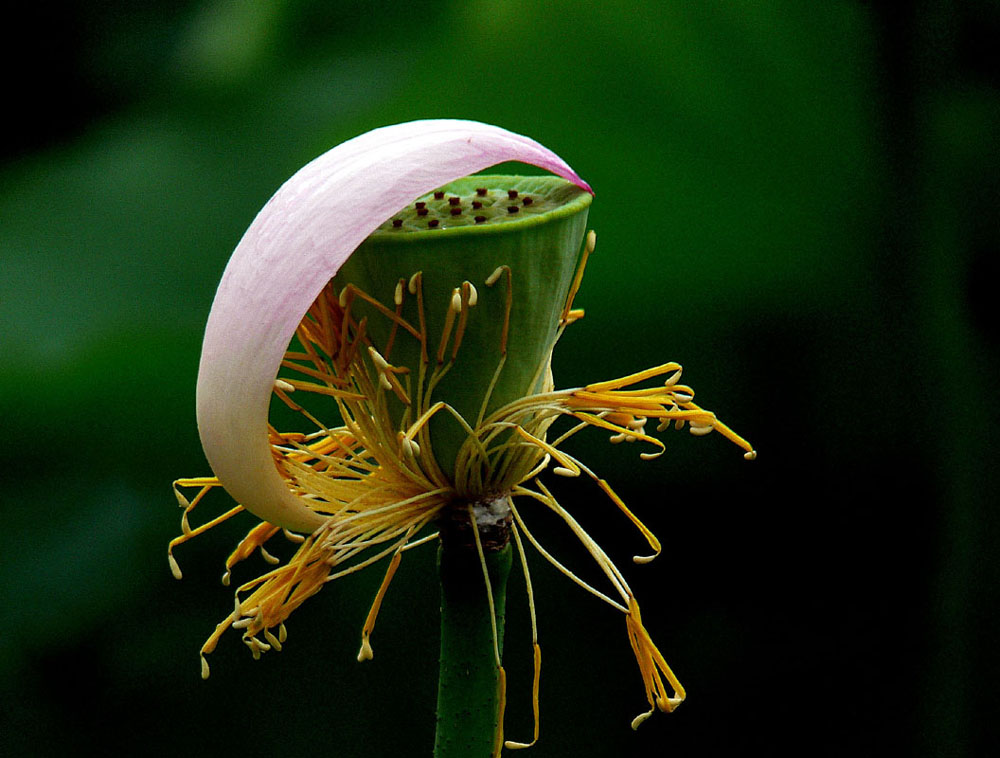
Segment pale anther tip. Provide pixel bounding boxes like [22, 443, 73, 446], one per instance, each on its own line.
[394, 281, 404, 306]
[338, 287, 350, 308]
[633, 554, 657, 564]
[744, 450, 758, 461]
[200, 656, 210, 680]
[466, 281, 478, 306]
[357, 637, 374, 662]
[553, 466, 578, 478]
[631, 711, 653, 730]
[168, 553, 183, 580]
[485, 266, 504, 287]
[407, 272, 420, 295]
[450, 289, 462, 312]
[273, 378, 295, 393]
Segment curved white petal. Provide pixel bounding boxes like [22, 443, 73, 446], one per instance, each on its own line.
[197, 119, 592, 532]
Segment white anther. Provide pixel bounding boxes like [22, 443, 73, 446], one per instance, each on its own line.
[368, 346, 389, 370]
[486, 266, 504, 286]
[357, 637, 374, 662]
[656, 420, 670, 432]
[627, 417, 647, 431]
[221, 571, 231, 587]
[689, 424, 714, 437]
[408, 272, 421, 294]
[586, 229, 597, 253]
[631, 710, 653, 730]
[282, 528, 305, 543]
[232, 617, 254, 630]
[450, 288, 462, 312]
[264, 628, 282, 651]
[273, 378, 295, 393]
[744, 450, 758, 461]
[260, 547, 279, 565]
[640, 451, 663, 460]
[394, 280, 404, 305]
[674, 419, 686, 431]
[664, 369, 682, 386]
[625, 435, 637, 443]
[379, 373, 393, 390]
[466, 282, 478, 306]
[609, 433, 627, 444]
[168, 554, 182, 580]
[553, 466, 578, 477]
[279, 623, 288, 643]
[673, 393, 693, 402]
[338, 286, 350, 308]
[200, 655, 210, 680]
[234, 597, 242, 617]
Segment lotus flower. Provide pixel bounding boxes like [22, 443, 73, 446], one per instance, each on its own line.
[169, 119, 754, 754]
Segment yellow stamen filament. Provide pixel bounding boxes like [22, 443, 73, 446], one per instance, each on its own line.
[504, 521, 541, 750]
[485, 265, 512, 355]
[560, 229, 594, 325]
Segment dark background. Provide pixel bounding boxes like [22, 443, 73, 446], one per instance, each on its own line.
[2, 1, 998, 756]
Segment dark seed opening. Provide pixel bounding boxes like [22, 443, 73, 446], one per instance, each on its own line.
[392, 219, 403, 228]
[507, 206, 519, 214]
[448, 196, 460, 206]
[508, 189, 519, 199]
[415, 201, 426, 209]
[428, 219, 440, 228]
[417, 208, 429, 216]
[522, 196, 533, 206]
[475, 215, 487, 223]
[476, 188, 487, 196]
[434, 191, 445, 199]
[450, 207, 462, 216]
[472, 201, 483, 209]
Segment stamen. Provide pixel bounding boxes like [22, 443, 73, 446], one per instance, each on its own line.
[274, 378, 295, 393]
[357, 549, 404, 662]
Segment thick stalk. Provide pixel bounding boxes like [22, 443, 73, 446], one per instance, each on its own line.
[434, 538, 512, 758]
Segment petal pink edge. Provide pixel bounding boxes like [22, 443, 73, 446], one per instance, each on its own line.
[196, 119, 592, 532]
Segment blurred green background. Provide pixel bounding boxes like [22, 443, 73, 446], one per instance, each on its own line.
[2, 1, 998, 755]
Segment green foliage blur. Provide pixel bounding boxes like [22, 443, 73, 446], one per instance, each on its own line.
[2, 1, 998, 755]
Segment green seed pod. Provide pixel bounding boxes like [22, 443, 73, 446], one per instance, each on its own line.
[332, 175, 592, 489]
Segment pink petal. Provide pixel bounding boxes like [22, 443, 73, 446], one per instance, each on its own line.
[197, 119, 592, 532]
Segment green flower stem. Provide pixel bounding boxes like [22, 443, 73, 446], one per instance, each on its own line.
[434, 537, 513, 758]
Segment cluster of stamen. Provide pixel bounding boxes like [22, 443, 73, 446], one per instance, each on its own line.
[170, 216, 754, 742]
